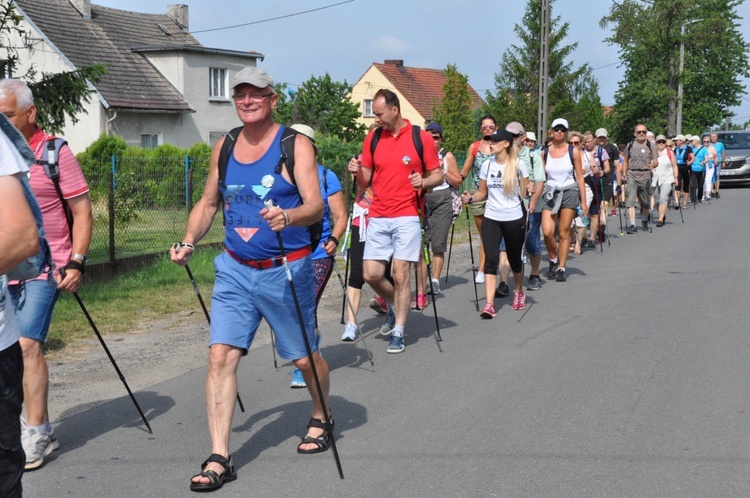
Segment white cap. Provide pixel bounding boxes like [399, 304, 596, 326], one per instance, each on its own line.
[551, 118, 569, 129]
[290, 123, 318, 153]
[595, 128, 609, 138]
[526, 131, 537, 142]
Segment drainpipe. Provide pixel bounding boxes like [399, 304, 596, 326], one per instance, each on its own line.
[105, 109, 117, 136]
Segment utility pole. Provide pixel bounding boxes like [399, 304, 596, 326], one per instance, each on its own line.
[676, 18, 703, 136]
[537, 0, 550, 139]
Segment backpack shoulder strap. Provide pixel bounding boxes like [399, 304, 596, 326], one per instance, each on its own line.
[568, 145, 575, 164]
[36, 137, 72, 236]
[542, 145, 549, 162]
[369, 127, 384, 160]
[411, 125, 425, 170]
[218, 126, 243, 187]
[275, 126, 299, 185]
[471, 141, 480, 158]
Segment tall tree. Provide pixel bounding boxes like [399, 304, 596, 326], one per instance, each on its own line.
[601, 0, 749, 141]
[432, 64, 475, 154]
[485, 0, 601, 135]
[1, 1, 105, 134]
[275, 73, 365, 143]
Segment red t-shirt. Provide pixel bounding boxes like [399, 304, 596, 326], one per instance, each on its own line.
[361, 120, 440, 218]
[28, 126, 89, 275]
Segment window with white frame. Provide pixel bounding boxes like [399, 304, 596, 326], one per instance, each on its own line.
[209, 67, 228, 99]
[363, 99, 374, 117]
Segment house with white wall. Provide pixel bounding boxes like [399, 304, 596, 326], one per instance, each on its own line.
[11, 0, 264, 153]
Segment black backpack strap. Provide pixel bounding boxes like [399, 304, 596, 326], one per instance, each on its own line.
[542, 145, 548, 163]
[218, 126, 243, 188]
[568, 145, 575, 164]
[275, 126, 299, 185]
[369, 127, 383, 163]
[411, 125, 425, 170]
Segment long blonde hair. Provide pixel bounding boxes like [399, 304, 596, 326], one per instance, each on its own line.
[496, 141, 520, 197]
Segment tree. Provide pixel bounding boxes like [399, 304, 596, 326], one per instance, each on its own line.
[274, 73, 365, 143]
[1, 1, 105, 134]
[484, 0, 602, 135]
[431, 64, 475, 153]
[601, 0, 749, 142]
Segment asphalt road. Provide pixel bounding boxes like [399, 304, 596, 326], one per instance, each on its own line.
[23, 188, 750, 497]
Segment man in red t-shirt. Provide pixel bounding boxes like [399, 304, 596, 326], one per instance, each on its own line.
[0, 79, 92, 470]
[347, 89, 442, 354]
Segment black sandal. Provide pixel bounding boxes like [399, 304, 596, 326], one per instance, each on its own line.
[297, 417, 334, 454]
[190, 453, 237, 492]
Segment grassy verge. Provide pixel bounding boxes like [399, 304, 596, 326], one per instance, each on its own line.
[47, 215, 475, 353]
[47, 247, 222, 352]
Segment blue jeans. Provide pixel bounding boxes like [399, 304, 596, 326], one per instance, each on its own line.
[525, 212, 542, 256]
[0, 341, 24, 498]
[8, 279, 60, 343]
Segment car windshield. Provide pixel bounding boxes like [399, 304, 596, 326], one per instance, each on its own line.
[713, 133, 750, 150]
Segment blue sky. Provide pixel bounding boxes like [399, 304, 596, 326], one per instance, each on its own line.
[91, 0, 750, 127]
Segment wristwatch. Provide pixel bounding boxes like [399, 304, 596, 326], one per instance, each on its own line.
[71, 253, 88, 265]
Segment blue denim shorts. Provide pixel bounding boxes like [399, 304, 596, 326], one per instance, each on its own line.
[210, 251, 317, 361]
[8, 279, 60, 343]
[525, 212, 542, 256]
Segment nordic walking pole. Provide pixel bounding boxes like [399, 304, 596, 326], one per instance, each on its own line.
[444, 222, 455, 284]
[331, 257, 374, 367]
[61, 270, 152, 434]
[413, 172, 443, 345]
[618, 195, 624, 236]
[265, 199, 344, 479]
[465, 205, 480, 311]
[339, 214, 352, 325]
[182, 260, 246, 413]
[269, 329, 278, 369]
[677, 186, 684, 223]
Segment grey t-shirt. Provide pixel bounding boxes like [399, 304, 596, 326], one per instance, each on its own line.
[624, 140, 657, 181]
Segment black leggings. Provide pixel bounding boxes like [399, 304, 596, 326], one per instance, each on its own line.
[690, 171, 704, 203]
[481, 216, 526, 275]
[677, 167, 690, 193]
[346, 224, 393, 289]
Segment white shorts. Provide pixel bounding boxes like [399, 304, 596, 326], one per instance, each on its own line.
[364, 216, 422, 263]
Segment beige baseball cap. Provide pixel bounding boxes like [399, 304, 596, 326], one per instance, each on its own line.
[232, 66, 275, 91]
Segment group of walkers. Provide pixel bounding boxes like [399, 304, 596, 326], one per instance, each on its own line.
[0, 64, 728, 496]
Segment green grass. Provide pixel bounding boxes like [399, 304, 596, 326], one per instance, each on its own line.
[87, 208, 225, 264]
[47, 247, 221, 353]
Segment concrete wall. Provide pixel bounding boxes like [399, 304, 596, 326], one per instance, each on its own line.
[349, 65, 425, 129]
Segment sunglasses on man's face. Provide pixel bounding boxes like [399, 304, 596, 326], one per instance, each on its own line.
[636, 130, 647, 134]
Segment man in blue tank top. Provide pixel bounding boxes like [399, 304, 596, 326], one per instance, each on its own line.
[170, 66, 329, 492]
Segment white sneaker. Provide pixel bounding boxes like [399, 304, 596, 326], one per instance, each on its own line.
[426, 278, 441, 295]
[341, 322, 359, 342]
[22, 425, 59, 470]
[475, 271, 485, 284]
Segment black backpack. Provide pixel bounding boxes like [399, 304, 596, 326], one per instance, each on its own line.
[217, 126, 323, 250]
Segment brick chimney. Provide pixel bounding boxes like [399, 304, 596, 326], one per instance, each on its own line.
[69, 0, 91, 20]
[384, 59, 404, 67]
[167, 4, 189, 32]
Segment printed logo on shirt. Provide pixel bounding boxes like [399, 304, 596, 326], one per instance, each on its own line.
[235, 227, 259, 242]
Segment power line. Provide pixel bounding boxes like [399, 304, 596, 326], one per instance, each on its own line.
[191, 0, 355, 34]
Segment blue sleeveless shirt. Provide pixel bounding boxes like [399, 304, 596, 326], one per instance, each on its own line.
[221, 126, 309, 259]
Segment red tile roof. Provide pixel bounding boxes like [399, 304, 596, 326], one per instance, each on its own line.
[373, 61, 485, 120]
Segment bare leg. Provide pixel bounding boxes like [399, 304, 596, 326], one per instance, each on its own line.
[345, 286, 361, 324]
[557, 208, 575, 268]
[192, 344, 241, 485]
[295, 351, 331, 451]
[19, 337, 49, 426]
[541, 211, 558, 261]
[499, 251, 510, 284]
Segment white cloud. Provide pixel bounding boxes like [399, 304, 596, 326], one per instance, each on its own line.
[369, 35, 412, 54]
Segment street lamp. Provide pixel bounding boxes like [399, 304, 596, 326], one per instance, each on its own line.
[676, 18, 703, 136]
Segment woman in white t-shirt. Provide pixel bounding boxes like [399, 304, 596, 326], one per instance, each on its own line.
[652, 135, 678, 227]
[462, 129, 528, 318]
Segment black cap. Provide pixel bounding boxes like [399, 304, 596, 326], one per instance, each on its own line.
[483, 129, 514, 143]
